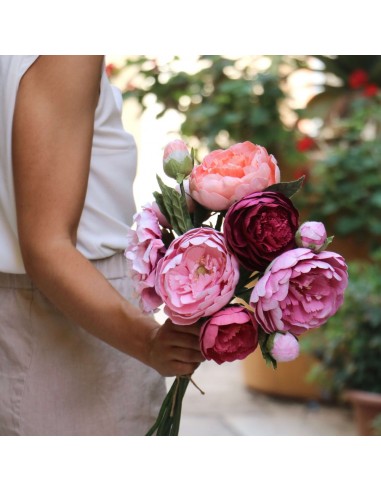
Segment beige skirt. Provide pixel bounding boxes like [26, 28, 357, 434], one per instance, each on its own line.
[0, 254, 166, 436]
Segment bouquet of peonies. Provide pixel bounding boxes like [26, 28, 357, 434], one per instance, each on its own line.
[124, 140, 348, 436]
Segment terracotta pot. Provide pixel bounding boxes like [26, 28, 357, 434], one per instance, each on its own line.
[242, 349, 322, 400]
[345, 390, 381, 436]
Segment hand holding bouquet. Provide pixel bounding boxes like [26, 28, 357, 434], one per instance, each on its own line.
[124, 139, 348, 435]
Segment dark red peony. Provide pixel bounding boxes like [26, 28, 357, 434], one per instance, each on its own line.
[223, 191, 299, 272]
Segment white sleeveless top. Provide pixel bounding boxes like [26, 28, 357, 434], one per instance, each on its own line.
[0, 56, 137, 274]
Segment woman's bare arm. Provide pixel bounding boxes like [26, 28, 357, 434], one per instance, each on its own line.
[12, 55, 203, 377]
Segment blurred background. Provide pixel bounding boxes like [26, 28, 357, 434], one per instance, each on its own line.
[106, 55, 381, 436]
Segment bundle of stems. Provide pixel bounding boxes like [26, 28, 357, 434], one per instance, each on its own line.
[146, 376, 191, 436]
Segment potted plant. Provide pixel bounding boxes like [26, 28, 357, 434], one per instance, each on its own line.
[302, 262, 381, 435]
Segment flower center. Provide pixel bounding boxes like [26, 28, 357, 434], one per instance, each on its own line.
[196, 264, 210, 275]
[194, 255, 213, 276]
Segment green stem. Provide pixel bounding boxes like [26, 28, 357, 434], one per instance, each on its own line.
[145, 379, 178, 436]
[170, 377, 190, 436]
[146, 375, 192, 436]
[179, 181, 186, 202]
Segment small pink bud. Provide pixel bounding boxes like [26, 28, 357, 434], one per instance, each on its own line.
[296, 221, 328, 252]
[268, 332, 300, 362]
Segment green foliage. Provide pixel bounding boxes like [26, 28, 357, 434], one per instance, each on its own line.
[302, 56, 381, 120]
[295, 95, 381, 256]
[258, 331, 277, 370]
[311, 55, 381, 86]
[302, 262, 381, 398]
[121, 55, 302, 167]
[155, 176, 193, 235]
[266, 176, 305, 198]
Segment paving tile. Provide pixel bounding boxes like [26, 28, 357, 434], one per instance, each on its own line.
[179, 416, 237, 436]
[166, 358, 357, 436]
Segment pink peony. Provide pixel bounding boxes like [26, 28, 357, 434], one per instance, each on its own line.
[124, 204, 165, 313]
[155, 228, 240, 325]
[163, 139, 193, 180]
[268, 332, 300, 362]
[224, 191, 299, 272]
[189, 141, 280, 211]
[200, 306, 259, 364]
[296, 221, 327, 252]
[250, 248, 348, 336]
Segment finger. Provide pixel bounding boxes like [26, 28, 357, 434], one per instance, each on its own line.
[169, 333, 202, 351]
[171, 322, 203, 337]
[172, 347, 205, 364]
[171, 361, 201, 377]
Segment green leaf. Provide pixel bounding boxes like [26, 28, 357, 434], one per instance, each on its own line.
[258, 331, 277, 369]
[324, 236, 334, 249]
[156, 175, 194, 235]
[265, 176, 305, 198]
[152, 191, 171, 228]
[171, 186, 194, 234]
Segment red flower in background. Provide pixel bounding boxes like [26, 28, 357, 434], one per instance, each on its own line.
[348, 69, 368, 89]
[296, 136, 315, 152]
[363, 83, 378, 97]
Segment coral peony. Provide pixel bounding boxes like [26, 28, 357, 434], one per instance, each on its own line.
[155, 228, 239, 325]
[189, 141, 280, 211]
[250, 248, 348, 336]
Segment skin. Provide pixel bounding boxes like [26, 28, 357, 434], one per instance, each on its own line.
[12, 55, 204, 377]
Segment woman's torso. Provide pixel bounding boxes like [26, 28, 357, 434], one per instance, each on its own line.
[0, 55, 137, 274]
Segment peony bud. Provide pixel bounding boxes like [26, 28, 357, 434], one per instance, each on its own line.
[163, 140, 193, 181]
[268, 332, 300, 362]
[295, 221, 330, 252]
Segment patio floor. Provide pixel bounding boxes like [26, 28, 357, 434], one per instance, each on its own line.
[167, 359, 357, 436]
